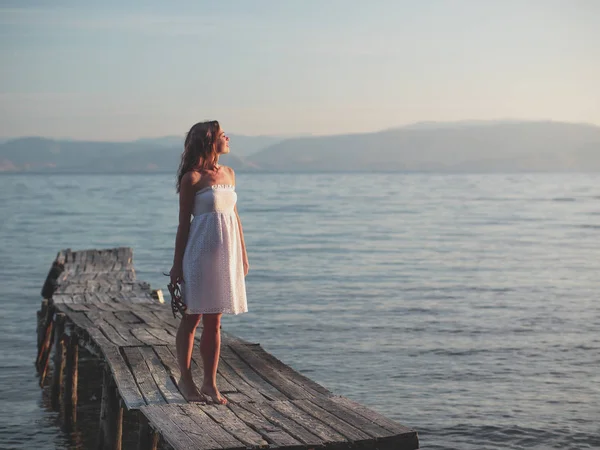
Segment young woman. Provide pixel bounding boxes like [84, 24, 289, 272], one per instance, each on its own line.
[169, 120, 249, 404]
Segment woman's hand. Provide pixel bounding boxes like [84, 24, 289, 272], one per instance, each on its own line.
[243, 259, 249, 277]
[170, 264, 184, 286]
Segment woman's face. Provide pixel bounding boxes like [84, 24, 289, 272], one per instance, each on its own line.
[216, 128, 230, 155]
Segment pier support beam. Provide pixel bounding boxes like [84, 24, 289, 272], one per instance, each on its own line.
[36, 303, 55, 386]
[138, 415, 159, 450]
[51, 313, 66, 410]
[98, 367, 123, 450]
[63, 330, 79, 425]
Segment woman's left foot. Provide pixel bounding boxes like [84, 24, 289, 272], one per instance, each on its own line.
[200, 384, 227, 405]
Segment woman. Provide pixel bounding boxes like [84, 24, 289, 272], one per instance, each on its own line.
[169, 120, 249, 404]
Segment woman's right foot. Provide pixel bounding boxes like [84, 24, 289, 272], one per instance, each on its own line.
[177, 377, 205, 402]
[200, 384, 227, 405]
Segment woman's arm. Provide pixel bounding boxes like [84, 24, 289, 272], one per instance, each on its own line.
[230, 168, 249, 276]
[170, 171, 197, 284]
[234, 203, 249, 276]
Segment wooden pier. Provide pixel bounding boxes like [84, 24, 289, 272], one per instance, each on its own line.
[36, 247, 419, 449]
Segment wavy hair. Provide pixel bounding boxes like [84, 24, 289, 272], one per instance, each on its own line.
[176, 120, 221, 193]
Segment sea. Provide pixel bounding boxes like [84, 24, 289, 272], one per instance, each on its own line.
[0, 172, 598, 450]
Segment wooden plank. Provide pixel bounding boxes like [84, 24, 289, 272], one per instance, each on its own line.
[138, 347, 185, 405]
[63, 311, 95, 330]
[225, 344, 314, 400]
[227, 403, 302, 447]
[222, 392, 253, 404]
[220, 347, 288, 400]
[180, 404, 246, 450]
[154, 346, 181, 382]
[122, 347, 166, 405]
[329, 396, 416, 436]
[84, 309, 113, 325]
[270, 400, 347, 443]
[250, 346, 333, 397]
[102, 345, 146, 409]
[143, 327, 174, 345]
[188, 347, 238, 394]
[200, 405, 271, 448]
[292, 399, 371, 443]
[67, 303, 90, 312]
[131, 328, 169, 346]
[212, 356, 265, 403]
[151, 311, 180, 329]
[159, 405, 224, 449]
[241, 402, 324, 447]
[141, 405, 200, 450]
[308, 396, 394, 438]
[107, 316, 145, 346]
[53, 294, 73, 304]
[96, 319, 131, 347]
[114, 311, 143, 324]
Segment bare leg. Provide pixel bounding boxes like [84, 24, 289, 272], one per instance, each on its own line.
[176, 313, 204, 401]
[199, 313, 227, 404]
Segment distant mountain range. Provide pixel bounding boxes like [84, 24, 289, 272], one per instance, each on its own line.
[1, 121, 599, 173]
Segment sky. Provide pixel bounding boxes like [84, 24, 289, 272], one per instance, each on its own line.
[1, 0, 599, 140]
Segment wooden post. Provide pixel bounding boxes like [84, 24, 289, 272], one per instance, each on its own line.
[137, 415, 159, 450]
[37, 299, 48, 354]
[63, 331, 79, 425]
[98, 367, 123, 450]
[37, 308, 55, 387]
[50, 314, 66, 410]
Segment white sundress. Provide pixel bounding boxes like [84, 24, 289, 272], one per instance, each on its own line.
[182, 185, 248, 315]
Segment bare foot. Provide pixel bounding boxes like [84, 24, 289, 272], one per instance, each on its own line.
[177, 377, 205, 402]
[200, 384, 227, 405]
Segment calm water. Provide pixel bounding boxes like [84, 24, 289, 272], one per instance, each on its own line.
[0, 172, 599, 450]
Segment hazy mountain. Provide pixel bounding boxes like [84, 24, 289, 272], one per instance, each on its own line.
[2, 121, 599, 173]
[0, 137, 258, 172]
[135, 134, 284, 157]
[248, 121, 600, 172]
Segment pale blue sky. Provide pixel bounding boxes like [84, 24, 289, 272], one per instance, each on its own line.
[1, 0, 599, 140]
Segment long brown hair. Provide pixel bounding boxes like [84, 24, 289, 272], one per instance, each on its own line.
[176, 120, 221, 192]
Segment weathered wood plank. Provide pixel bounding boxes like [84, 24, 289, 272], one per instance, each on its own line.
[240, 401, 324, 447]
[141, 406, 200, 450]
[102, 345, 146, 409]
[131, 328, 169, 346]
[158, 405, 223, 449]
[180, 404, 246, 450]
[251, 346, 333, 397]
[96, 319, 131, 347]
[212, 356, 265, 403]
[293, 399, 371, 443]
[107, 317, 145, 346]
[225, 343, 316, 400]
[200, 404, 271, 448]
[227, 403, 302, 447]
[66, 303, 90, 312]
[188, 346, 238, 395]
[114, 311, 143, 324]
[153, 346, 182, 383]
[138, 347, 185, 405]
[270, 400, 347, 443]
[308, 395, 394, 438]
[220, 347, 288, 401]
[329, 395, 417, 436]
[122, 347, 166, 405]
[143, 327, 174, 345]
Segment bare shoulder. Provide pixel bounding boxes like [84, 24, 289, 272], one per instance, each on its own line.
[221, 165, 236, 184]
[180, 170, 202, 191]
